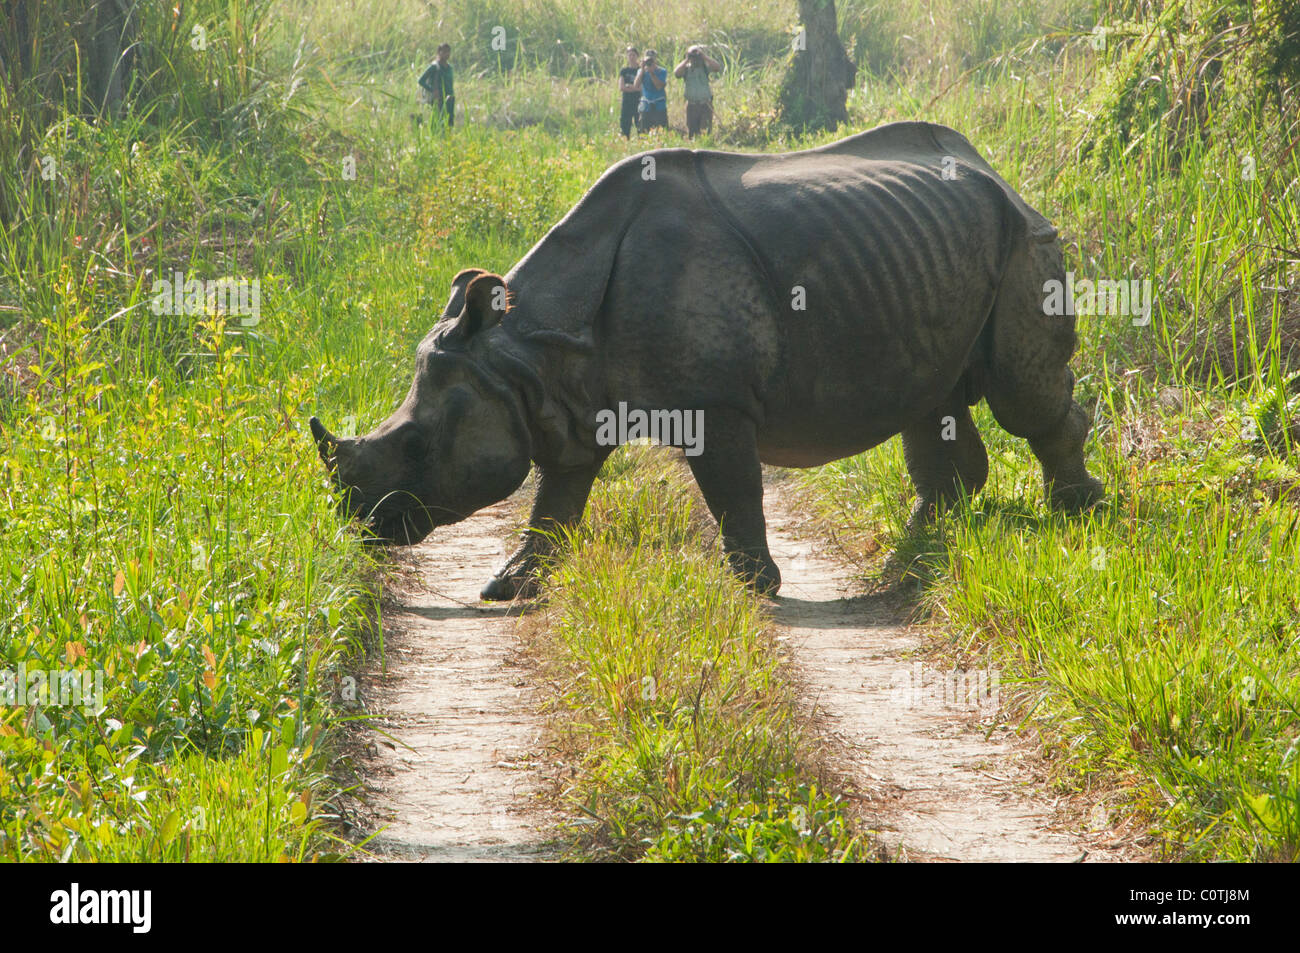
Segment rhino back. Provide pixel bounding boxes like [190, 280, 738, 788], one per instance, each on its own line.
[796, 120, 1058, 243]
[494, 127, 1058, 466]
[688, 145, 1023, 457]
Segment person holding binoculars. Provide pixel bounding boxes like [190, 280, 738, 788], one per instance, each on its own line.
[675, 45, 722, 138]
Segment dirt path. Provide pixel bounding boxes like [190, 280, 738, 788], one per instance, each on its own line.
[357, 499, 555, 862]
[352, 469, 1123, 863]
[763, 477, 1123, 862]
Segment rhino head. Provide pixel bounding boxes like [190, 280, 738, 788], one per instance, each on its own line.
[310, 269, 533, 544]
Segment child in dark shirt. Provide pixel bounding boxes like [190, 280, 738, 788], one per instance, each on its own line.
[418, 43, 455, 127]
[617, 46, 641, 138]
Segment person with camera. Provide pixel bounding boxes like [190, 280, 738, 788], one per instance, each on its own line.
[634, 50, 669, 133]
[675, 45, 722, 138]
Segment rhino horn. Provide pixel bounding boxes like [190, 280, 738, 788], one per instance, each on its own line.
[309, 416, 338, 468]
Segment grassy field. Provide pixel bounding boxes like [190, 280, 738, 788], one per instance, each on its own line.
[1, 0, 1297, 860]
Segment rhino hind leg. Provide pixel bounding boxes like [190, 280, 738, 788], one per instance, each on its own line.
[901, 392, 989, 532]
[983, 240, 1104, 512]
[1026, 395, 1105, 511]
[684, 410, 781, 595]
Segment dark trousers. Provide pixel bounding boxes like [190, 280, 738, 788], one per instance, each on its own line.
[620, 100, 638, 137]
[686, 101, 712, 137]
[639, 104, 667, 130]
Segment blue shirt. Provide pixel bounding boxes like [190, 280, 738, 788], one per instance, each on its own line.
[639, 67, 668, 107]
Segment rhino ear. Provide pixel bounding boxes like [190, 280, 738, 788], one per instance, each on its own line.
[441, 268, 487, 321]
[458, 273, 509, 338]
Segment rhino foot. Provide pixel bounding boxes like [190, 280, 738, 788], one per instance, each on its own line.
[904, 497, 940, 535]
[1047, 475, 1105, 513]
[729, 552, 781, 597]
[753, 567, 781, 597]
[480, 572, 540, 602]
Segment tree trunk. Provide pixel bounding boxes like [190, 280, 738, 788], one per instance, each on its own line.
[0, 0, 33, 80]
[88, 0, 137, 115]
[779, 0, 857, 133]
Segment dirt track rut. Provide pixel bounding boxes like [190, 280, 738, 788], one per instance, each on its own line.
[358, 500, 554, 862]
[763, 479, 1121, 862]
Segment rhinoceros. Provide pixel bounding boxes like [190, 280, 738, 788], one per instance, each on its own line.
[310, 120, 1103, 599]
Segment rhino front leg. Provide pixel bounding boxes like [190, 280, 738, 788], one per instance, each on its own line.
[989, 367, 1103, 513]
[480, 461, 604, 601]
[684, 409, 781, 595]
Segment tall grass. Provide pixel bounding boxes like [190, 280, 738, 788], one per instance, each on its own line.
[807, 377, 1300, 860]
[0, 0, 383, 861]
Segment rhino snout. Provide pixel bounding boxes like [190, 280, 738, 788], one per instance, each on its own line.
[309, 416, 338, 470]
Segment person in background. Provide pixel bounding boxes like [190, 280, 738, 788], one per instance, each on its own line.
[418, 43, 455, 127]
[617, 46, 642, 138]
[634, 49, 668, 133]
[675, 44, 722, 138]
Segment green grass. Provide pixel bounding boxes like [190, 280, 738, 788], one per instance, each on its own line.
[804, 388, 1300, 860]
[0, 267, 374, 859]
